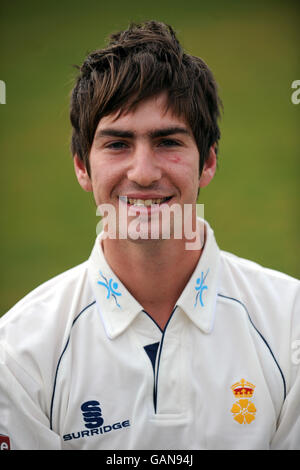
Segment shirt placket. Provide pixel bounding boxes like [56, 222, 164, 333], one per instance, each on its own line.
[155, 308, 186, 416]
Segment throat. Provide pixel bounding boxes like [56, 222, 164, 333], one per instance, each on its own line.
[101, 237, 202, 324]
[143, 306, 175, 331]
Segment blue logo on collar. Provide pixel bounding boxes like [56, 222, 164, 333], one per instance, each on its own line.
[194, 269, 209, 307]
[97, 271, 122, 308]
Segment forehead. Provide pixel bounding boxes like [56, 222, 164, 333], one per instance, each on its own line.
[95, 92, 191, 134]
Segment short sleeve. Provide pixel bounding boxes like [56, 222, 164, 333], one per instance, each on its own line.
[0, 342, 61, 450]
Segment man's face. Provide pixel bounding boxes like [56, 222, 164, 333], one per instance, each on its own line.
[74, 92, 216, 241]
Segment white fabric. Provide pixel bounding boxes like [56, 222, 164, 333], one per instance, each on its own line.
[0, 221, 299, 449]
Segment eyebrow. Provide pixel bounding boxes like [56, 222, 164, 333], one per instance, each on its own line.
[94, 126, 191, 141]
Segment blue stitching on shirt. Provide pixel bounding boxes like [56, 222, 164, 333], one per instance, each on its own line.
[194, 269, 209, 307]
[154, 306, 178, 413]
[218, 293, 286, 401]
[142, 310, 164, 333]
[97, 271, 121, 308]
[49, 300, 96, 430]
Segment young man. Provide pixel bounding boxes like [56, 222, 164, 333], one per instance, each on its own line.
[0, 21, 299, 450]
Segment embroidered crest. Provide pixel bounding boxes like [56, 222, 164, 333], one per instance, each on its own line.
[97, 271, 122, 308]
[230, 379, 256, 424]
[194, 269, 209, 307]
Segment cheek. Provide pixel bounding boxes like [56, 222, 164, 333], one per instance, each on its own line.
[91, 163, 125, 204]
[90, 154, 113, 182]
[165, 149, 199, 171]
[92, 171, 114, 193]
[167, 156, 199, 183]
[167, 154, 181, 164]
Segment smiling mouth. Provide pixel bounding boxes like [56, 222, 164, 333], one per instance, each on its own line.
[119, 196, 173, 206]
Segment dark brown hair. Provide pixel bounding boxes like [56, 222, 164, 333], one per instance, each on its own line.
[70, 21, 222, 176]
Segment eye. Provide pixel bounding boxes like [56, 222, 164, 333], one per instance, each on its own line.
[158, 139, 181, 147]
[106, 141, 129, 150]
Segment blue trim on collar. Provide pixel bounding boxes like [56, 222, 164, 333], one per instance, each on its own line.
[142, 310, 164, 333]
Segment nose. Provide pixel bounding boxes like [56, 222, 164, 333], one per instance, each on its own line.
[127, 144, 162, 187]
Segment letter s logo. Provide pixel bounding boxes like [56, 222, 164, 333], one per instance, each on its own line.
[81, 400, 104, 429]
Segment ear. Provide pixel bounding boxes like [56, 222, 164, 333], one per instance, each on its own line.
[73, 154, 93, 192]
[199, 144, 217, 188]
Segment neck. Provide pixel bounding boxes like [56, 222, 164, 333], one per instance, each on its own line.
[102, 236, 203, 329]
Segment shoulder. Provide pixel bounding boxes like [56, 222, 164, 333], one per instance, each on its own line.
[0, 262, 96, 371]
[219, 250, 299, 295]
[1, 261, 92, 328]
[218, 249, 299, 339]
[218, 250, 299, 327]
[218, 250, 299, 364]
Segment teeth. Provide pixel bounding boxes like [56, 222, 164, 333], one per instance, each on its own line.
[127, 198, 167, 206]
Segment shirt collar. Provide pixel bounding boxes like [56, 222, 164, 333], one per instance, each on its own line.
[88, 220, 220, 339]
[176, 221, 221, 333]
[88, 237, 143, 339]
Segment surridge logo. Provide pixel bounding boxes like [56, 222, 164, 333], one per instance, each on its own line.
[81, 400, 104, 428]
[63, 400, 130, 442]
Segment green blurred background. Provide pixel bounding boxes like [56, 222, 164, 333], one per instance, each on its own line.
[0, 0, 299, 315]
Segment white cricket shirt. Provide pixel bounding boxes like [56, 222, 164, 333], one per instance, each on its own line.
[0, 222, 299, 450]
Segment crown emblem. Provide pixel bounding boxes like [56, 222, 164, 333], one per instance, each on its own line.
[231, 378, 255, 398]
[230, 378, 257, 424]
